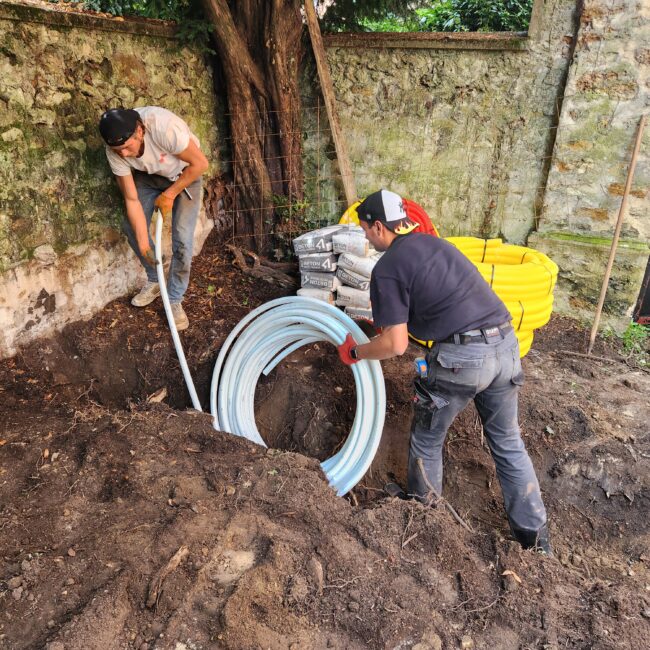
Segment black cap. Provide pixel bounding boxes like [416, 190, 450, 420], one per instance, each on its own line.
[357, 189, 418, 235]
[98, 108, 141, 146]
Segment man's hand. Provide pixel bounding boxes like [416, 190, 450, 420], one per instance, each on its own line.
[154, 192, 175, 220]
[142, 247, 156, 267]
[338, 333, 360, 366]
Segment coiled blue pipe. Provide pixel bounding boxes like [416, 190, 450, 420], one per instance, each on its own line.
[209, 297, 386, 496]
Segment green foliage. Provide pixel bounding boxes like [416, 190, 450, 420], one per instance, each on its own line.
[322, 0, 425, 32]
[357, 14, 421, 33]
[270, 193, 329, 260]
[78, 0, 193, 20]
[621, 322, 649, 366]
[48, 0, 213, 51]
[416, 0, 533, 32]
[323, 0, 533, 33]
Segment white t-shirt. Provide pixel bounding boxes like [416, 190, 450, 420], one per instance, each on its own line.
[105, 106, 201, 181]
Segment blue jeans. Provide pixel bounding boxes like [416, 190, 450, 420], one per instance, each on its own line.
[122, 171, 202, 303]
[407, 329, 547, 533]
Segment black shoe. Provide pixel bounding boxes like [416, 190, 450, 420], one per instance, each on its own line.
[384, 481, 408, 500]
[511, 523, 553, 556]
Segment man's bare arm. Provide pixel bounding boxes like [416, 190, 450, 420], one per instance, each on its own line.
[116, 174, 150, 257]
[161, 140, 209, 199]
[354, 323, 409, 361]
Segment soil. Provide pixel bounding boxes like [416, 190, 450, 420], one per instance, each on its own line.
[1, 231, 649, 650]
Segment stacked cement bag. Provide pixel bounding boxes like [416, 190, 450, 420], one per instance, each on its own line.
[294, 225, 343, 304]
[293, 224, 381, 320]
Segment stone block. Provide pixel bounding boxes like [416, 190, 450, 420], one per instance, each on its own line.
[0, 239, 142, 357]
[529, 231, 649, 330]
[1, 127, 23, 142]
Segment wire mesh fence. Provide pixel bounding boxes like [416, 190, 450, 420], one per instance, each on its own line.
[216, 91, 646, 253]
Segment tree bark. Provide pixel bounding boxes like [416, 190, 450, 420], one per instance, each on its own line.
[201, 0, 304, 253]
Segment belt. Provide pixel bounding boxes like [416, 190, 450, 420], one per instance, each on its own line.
[441, 322, 513, 345]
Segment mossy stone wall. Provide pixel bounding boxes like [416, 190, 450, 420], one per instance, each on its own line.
[322, 0, 648, 327]
[535, 0, 649, 326]
[323, 0, 578, 244]
[541, 0, 649, 242]
[0, 4, 221, 273]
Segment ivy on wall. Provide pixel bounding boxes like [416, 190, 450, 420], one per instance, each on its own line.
[54, 0, 533, 34]
[321, 0, 534, 33]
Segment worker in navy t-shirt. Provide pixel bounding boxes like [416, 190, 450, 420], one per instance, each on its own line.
[337, 189, 550, 555]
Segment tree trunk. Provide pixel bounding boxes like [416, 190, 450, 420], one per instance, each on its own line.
[201, 0, 304, 253]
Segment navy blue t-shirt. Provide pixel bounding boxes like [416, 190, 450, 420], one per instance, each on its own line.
[370, 233, 511, 341]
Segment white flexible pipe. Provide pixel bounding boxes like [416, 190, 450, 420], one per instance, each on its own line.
[154, 209, 202, 412]
[153, 212, 385, 495]
[209, 296, 386, 496]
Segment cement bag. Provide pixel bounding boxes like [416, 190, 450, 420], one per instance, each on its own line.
[344, 306, 374, 321]
[337, 252, 382, 279]
[293, 225, 343, 255]
[332, 227, 370, 257]
[301, 271, 341, 291]
[297, 287, 335, 304]
[336, 267, 370, 292]
[299, 252, 338, 273]
[336, 285, 371, 310]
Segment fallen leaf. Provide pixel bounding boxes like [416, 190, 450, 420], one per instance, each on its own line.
[0, 440, 6, 447]
[502, 569, 522, 584]
[147, 387, 168, 403]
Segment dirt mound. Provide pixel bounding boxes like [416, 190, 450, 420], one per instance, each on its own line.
[1, 234, 650, 649]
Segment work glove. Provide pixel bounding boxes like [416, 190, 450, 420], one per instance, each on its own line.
[337, 333, 359, 366]
[154, 192, 175, 220]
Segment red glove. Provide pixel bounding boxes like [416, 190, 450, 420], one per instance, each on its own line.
[338, 333, 360, 366]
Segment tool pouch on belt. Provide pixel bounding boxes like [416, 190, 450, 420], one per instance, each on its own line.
[413, 377, 449, 429]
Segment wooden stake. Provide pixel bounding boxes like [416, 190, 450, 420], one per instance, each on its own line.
[587, 115, 647, 355]
[304, 1, 357, 206]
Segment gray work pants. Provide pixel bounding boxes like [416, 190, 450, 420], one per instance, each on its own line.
[122, 171, 202, 303]
[407, 329, 547, 534]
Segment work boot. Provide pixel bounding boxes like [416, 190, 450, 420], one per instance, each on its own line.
[384, 481, 408, 500]
[131, 281, 160, 307]
[511, 523, 553, 556]
[170, 302, 189, 331]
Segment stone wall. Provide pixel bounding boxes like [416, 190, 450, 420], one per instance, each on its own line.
[0, 2, 221, 357]
[322, 0, 649, 329]
[531, 0, 650, 326]
[1, 0, 647, 358]
[323, 0, 579, 244]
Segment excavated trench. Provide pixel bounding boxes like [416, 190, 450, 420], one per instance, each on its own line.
[3, 263, 650, 649]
